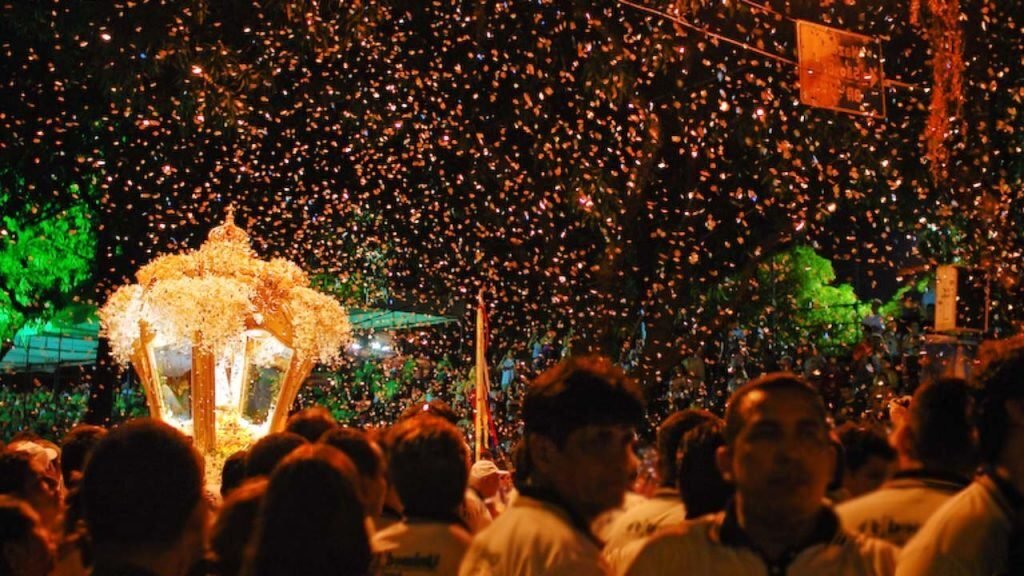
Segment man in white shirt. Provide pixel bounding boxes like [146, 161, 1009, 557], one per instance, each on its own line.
[374, 415, 474, 576]
[459, 356, 645, 576]
[837, 377, 975, 545]
[619, 373, 896, 575]
[898, 337, 1024, 575]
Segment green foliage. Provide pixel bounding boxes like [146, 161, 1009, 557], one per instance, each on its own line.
[0, 198, 97, 343]
[296, 358, 414, 424]
[720, 245, 868, 354]
[0, 383, 89, 442]
[113, 380, 150, 421]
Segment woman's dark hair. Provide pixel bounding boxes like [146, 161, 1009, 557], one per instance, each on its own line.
[320, 428, 384, 479]
[211, 478, 267, 576]
[836, 421, 895, 473]
[677, 419, 732, 518]
[244, 444, 370, 576]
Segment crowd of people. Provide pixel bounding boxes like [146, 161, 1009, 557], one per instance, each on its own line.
[2, 333, 1024, 575]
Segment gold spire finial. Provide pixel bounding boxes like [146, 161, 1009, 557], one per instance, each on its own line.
[207, 205, 250, 246]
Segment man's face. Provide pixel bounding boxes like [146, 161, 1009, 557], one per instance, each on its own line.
[718, 388, 834, 519]
[538, 424, 638, 520]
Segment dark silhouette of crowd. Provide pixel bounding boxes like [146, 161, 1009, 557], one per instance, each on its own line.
[3, 334, 1024, 575]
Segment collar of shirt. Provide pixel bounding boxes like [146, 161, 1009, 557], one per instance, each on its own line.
[712, 501, 841, 574]
[886, 468, 973, 492]
[650, 487, 681, 501]
[982, 468, 1024, 516]
[516, 485, 604, 548]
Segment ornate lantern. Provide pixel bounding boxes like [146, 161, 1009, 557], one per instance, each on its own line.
[99, 210, 350, 460]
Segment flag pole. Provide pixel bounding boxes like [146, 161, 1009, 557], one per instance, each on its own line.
[474, 288, 490, 462]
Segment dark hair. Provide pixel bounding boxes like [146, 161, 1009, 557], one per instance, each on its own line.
[837, 422, 896, 473]
[657, 409, 717, 488]
[60, 424, 107, 488]
[975, 337, 1024, 464]
[523, 355, 644, 447]
[0, 451, 35, 496]
[285, 406, 337, 442]
[320, 427, 384, 479]
[677, 419, 732, 519]
[724, 373, 828, 446]
[244, 445, 371, 576]
[908, 377, 977, 474]
[221, 450, 249, 497]
[246, 432, 307, 478]
[211, 478, 267, 576]
[386, 415, 469, 520]
[398, 399, 461, 426]
[81, 419, 203, 546]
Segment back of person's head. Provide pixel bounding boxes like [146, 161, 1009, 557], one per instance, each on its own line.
[0, 451, 60, 530]
[319, 427, 386, 517]
[221, 450, 249, 497]
[60, 424, 107, 488]
[837, 421, 895, 498]
[0, 495, 54, 576]
[398, 399, 461, 426]
[245, 432, 307, 478]
[7, 438, 60, 479]
[838, 422, 896, 473]
[657, 409, 717, 488]
[0, 451, 37, 497]
[319, 428, 384, 482]
[81, 419, 204, 551]
[905, 377, 977, 474]
[677, 418, 732, 519]
[975, 337, 1024, 464]
[244, 444, 370, 576]
[211, 478, 267, 576]
[723, 373, 828, 446]
[386, 415, 469, 520]
[284, 406, 337, 442]
[522, 355, 644, 447]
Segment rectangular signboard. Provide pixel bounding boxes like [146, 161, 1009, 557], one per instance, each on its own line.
[797, 20, 886, 118]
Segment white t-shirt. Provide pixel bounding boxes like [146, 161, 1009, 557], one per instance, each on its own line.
[897, 474, 1018, 576]
[836, 470, 969, 546]
[373, 520, 472, 576]
[459, 494, 608, 576]
[591, 491, 646, 543]
[602, 488, 685, 559]
[615, 506, 897, 576]
[460, 489, 493, 534]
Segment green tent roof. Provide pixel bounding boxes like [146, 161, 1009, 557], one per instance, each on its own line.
[2, 308, 453, 373]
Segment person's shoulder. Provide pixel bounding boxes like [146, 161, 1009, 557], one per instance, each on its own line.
[896, 482, 1011, 575]
[614, 517, 714, 575]
[461, 509, 605, 576]
[839, 528, 899, 562]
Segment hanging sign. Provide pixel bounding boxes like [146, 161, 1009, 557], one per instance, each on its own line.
[797, 20, 886, 118]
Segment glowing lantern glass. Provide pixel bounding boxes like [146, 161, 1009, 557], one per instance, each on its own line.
[100, 211, 350, 461]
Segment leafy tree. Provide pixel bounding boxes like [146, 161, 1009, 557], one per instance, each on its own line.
[0, 192, 96, 352]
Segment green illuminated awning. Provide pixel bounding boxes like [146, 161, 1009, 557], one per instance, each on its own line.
[348, 309, 455, 331]
[2, 318, 100, 373]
